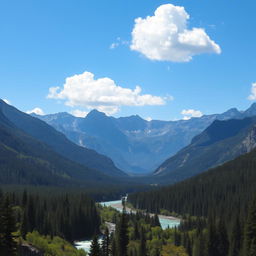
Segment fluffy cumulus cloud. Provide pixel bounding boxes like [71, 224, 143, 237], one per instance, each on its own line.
[130, 4, 221, 62]
[248, 83, 256, 100]
[26, 107, 45, 116]
[47, 71, 167, 115]
[181, 109, 203, 120]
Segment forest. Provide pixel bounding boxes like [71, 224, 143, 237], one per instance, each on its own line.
[0, 187, 100, 256]
[128, 148, 256, 256]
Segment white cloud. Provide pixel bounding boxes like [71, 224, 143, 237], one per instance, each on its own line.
[248, 82, 256, 100]
[181, 109, 203, 120]
[110, 42, 119, 49]
[130, 4, 221, 62]
[3, 99, 11, 105]
[70, 109, 88, 118]
[47, 71, 168, 115]
[27, 107, 45, 116]
[110, 37, 129, 50]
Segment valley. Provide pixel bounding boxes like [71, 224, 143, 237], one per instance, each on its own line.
[1, 99, 256, 256]
[1, 1, 255, 255]
[76, 198, 180, 253]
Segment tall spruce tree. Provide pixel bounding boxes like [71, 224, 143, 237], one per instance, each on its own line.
[115, 210, 129, 256]
[0, 196, 17, 256]
[207, 217, 219, 256]
[250, 238, 256, 256]
[111, 233, 117, 256]
[102, 227, 110, 256]
[245, 197, 256, 255]
[139, 227, 147, 256]
[89, 235, 101, 256]
[229, 217, 242, 256]
[216, 219, 229, 256]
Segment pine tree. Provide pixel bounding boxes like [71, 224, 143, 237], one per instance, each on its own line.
[111, 233, 117, 256]
[0, 197, 17, 256]
[245, 197, 256, 255]
[89, 235, 101, 256]
[139, 227, 147, 256]
[115, 211, 129, 256]
[250, 238, 256, 256]
[216, 219, 229, 256]
[174, 227, 181, 246]
[152, 214, 161, 227]
[193, 233, 206, 256]
[207, 217, 218, 256]
[229, 217, 242, 256]
[134, 221, 140, 240]
[20, 208, 28, 239]
[102, 227, 110, 256]
[22, 190, 27, 207]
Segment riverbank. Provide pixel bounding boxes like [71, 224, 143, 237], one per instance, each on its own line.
[107, 201, 180, 220]
[76, 199, 180, 253]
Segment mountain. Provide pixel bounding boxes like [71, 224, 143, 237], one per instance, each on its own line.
[35, 104, 256, 175]
[0, 100, 126, 177]
[154, 116, 256, 183]
[0, 107, 118, 186]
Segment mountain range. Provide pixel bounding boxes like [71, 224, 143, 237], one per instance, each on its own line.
[154, 116, 256, 183]
[3, 97, 256, 187]
[0, 100, 125, 178]
[35, 103, 256, 175]
[0, 105, 119, 187]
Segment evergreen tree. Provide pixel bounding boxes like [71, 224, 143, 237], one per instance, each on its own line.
[139, 227, 147, 256]
[250, 238, 256, 256]
[193, 233, 206, 256]
[207, 218, 218, 256]
[245, 198, 256, 255]
[229, 217, 242, 256]
[89, 235, 101, 256]
[216, 219, 229, 256]
[20, 208, 28, 239]
[134, 221, 140, 240]
[102, 227, 110, 256]
[115, 211, 129, 256]
[111, 234, 117, 256]
[174, 227, 181, 246]
[0, 197, 17, 256]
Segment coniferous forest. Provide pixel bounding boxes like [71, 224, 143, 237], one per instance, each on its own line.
[128, 148, 256, 256]
[0, 188, 100, 256]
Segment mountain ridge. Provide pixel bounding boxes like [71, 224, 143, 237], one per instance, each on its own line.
[154, 116, 256, 183]
[34, 103, 256, 174]
[0, 99, 126, 177]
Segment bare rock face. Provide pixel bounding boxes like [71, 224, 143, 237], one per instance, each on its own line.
[242, 125, 256, 153]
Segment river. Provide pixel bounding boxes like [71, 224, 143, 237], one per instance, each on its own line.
[75, 199, 180, 253]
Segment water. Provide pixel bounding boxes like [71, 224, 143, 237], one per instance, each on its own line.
[75, 199, 180, 253]
[75, 240, 92, 253]
[100, 200, 180, 229]
[100, 200, 123, 208]
[75, 238, 103, 253]
[159, 217, 180, 229]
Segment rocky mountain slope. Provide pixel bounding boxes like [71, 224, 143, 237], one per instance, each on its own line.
[154, 116, 256, 183]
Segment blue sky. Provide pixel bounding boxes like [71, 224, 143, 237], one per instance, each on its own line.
[1, 0, 256, 120]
